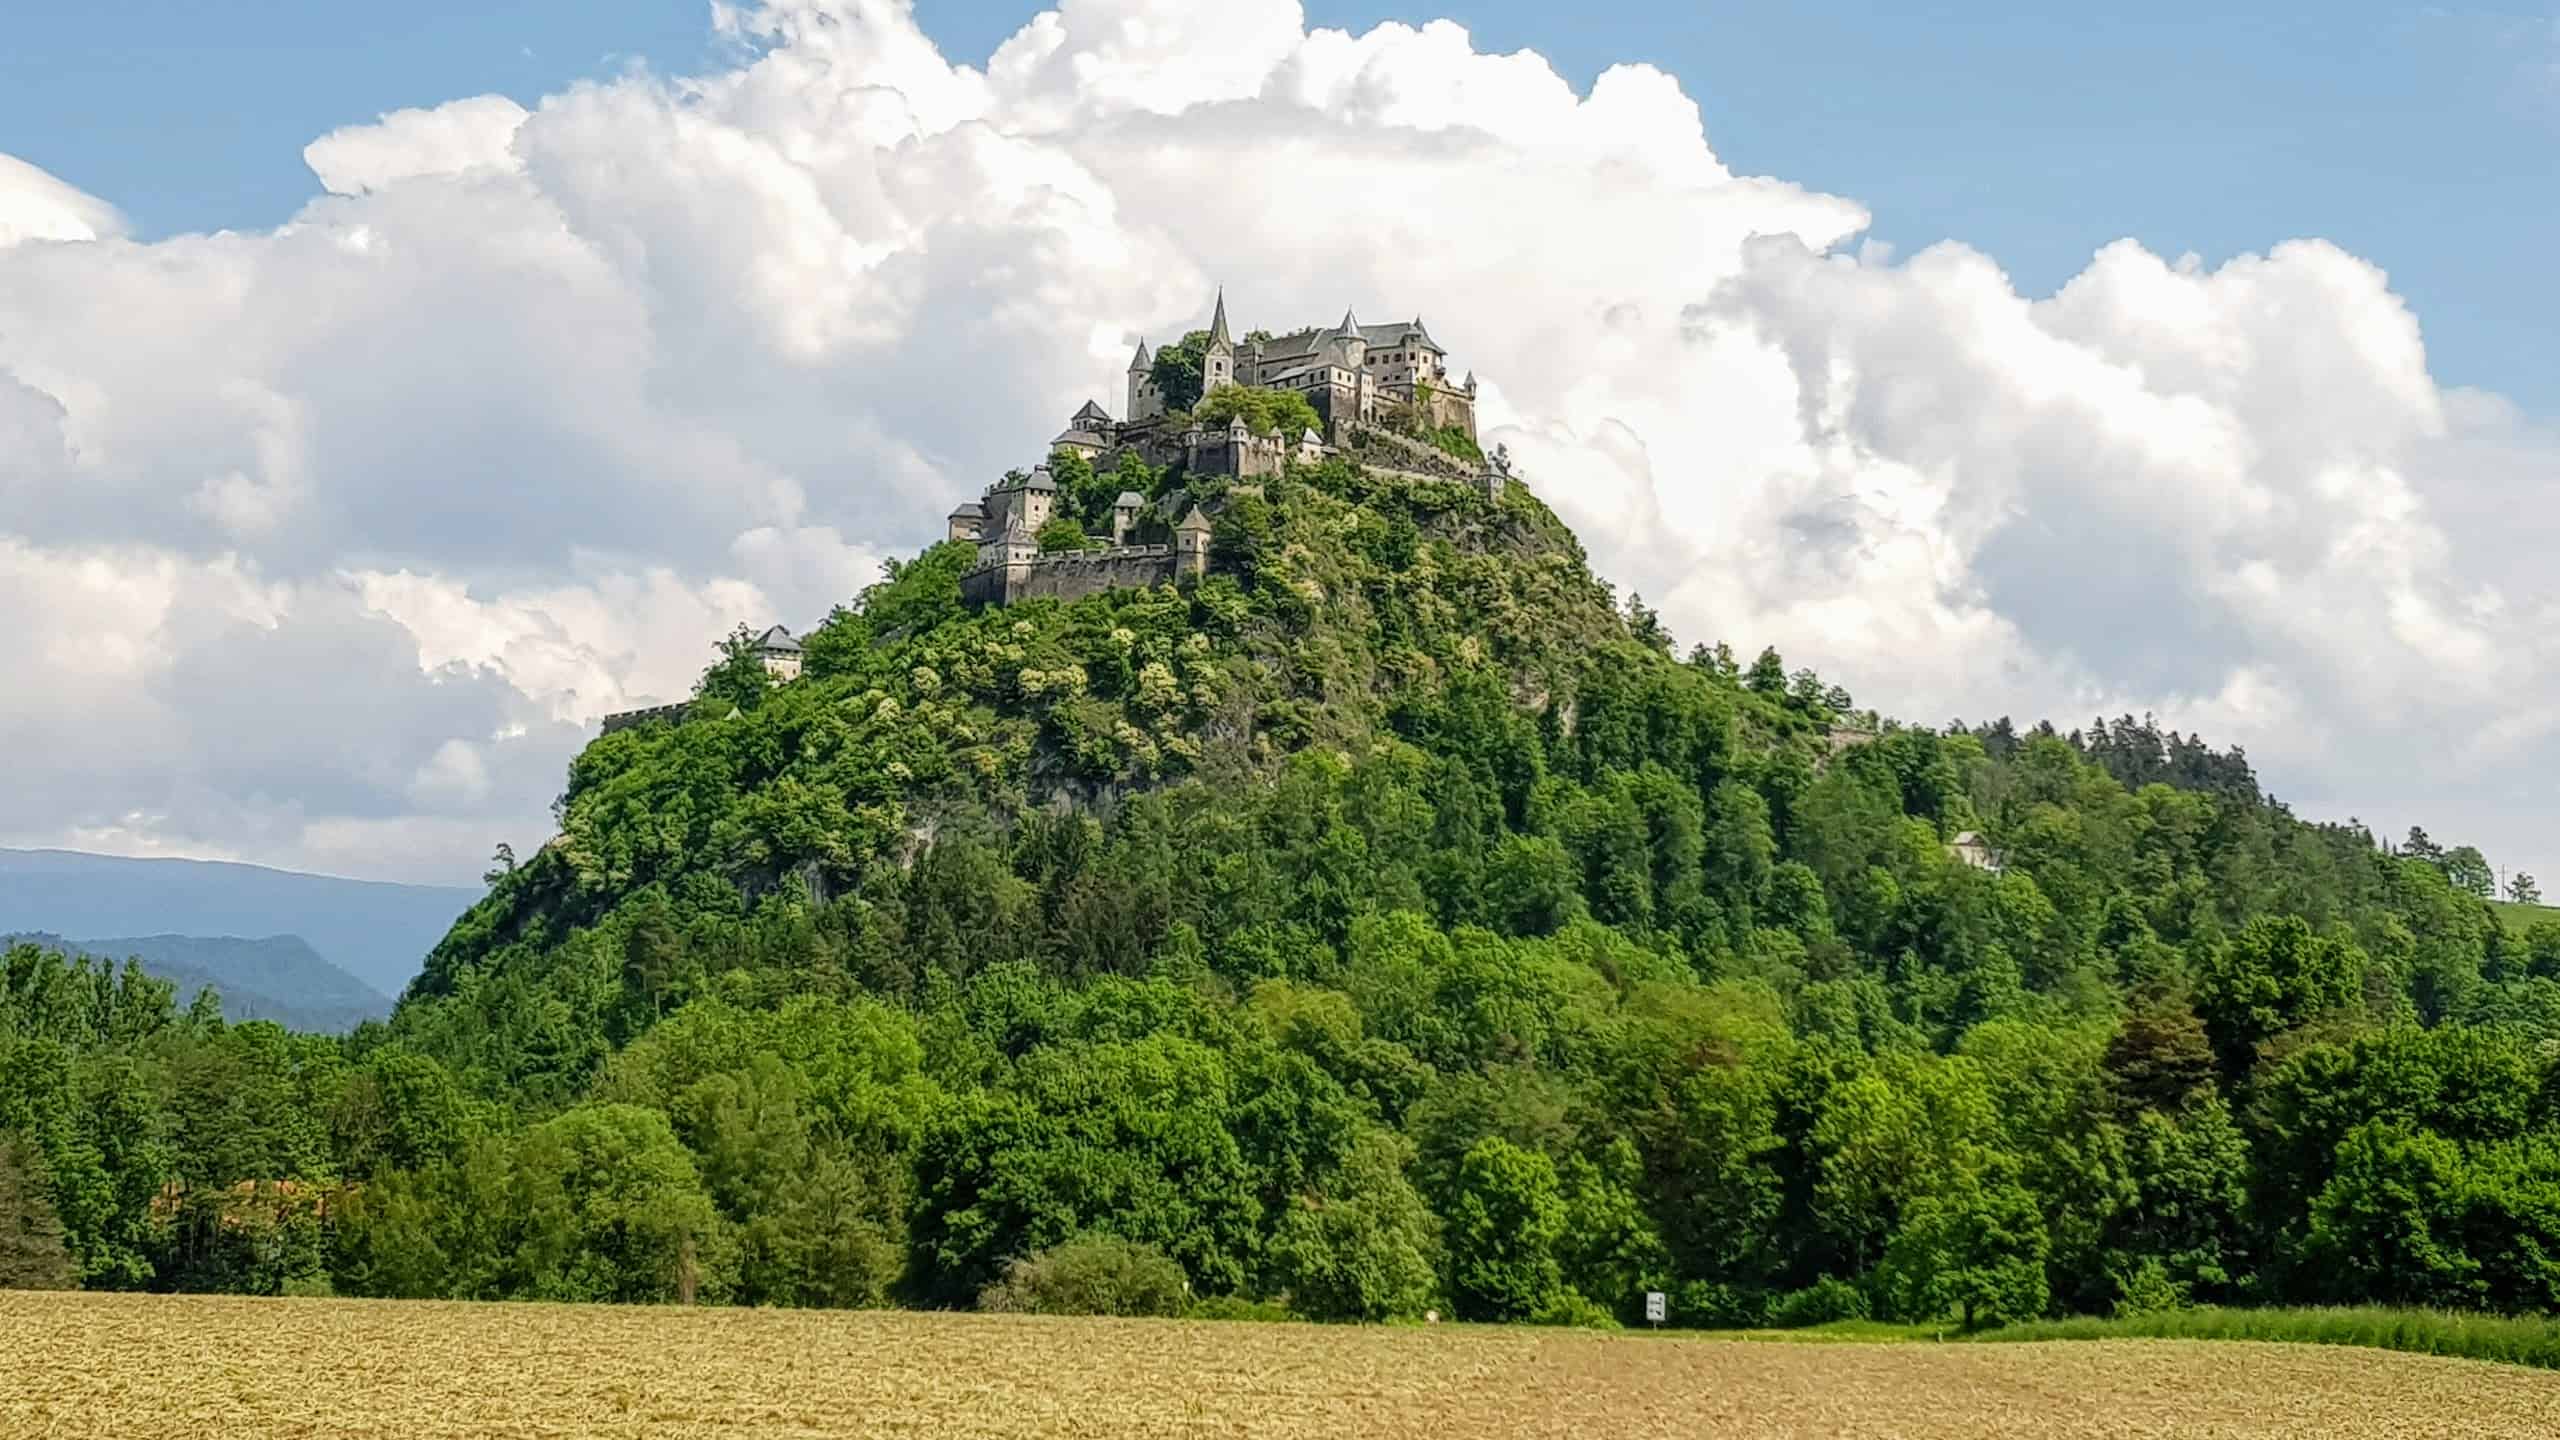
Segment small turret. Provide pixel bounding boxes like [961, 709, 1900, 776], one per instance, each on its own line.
[947, 498, 986, 543]
[1477, 442, 1514, 505]
[1327, 308, 1366, 369]
[1111, 490, 1144, 545]
[1174, 506, 1214, 581]
[981, 512, 1039, 572]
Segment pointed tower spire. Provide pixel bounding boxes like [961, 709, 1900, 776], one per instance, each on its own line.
[1207, 288, 1232, 348]
[1128, 338, 1151, 373]
[1334, 307, 1361, 338]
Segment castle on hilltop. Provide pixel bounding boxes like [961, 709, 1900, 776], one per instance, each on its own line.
[1124, 289, 1480, 444]
[599, 293, 1521, 731]
[946, 291, 1511, 608]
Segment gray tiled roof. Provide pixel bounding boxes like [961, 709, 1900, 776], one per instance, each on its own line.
[1357, 319, 1440, 353]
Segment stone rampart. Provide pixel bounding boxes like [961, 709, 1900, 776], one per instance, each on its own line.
[961, 544, 1178, 606]
[1342, 422, 1474, 480]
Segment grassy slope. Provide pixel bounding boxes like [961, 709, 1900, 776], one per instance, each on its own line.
[2487, 899, 2557, 937]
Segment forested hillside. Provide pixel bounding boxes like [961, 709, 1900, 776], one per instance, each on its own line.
[7, 448, 2559, 1324]
[5, 933, 389, 1033]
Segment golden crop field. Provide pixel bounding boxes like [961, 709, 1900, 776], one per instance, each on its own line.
[6, 1290, 2559, 1439]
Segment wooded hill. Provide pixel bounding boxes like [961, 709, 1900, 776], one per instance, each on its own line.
[7, 449, 2558, 1324]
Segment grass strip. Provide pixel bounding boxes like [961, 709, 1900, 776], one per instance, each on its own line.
[1976, 1306, 2560, 1370]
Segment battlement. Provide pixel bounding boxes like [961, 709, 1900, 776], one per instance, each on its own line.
[599, 701, 691, 735]
[964, 542, 1174, 577]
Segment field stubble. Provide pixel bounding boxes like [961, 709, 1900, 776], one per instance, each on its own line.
[6, 1290, 2560, 1438]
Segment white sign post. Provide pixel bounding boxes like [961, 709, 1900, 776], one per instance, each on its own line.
[1644, 1291, 1666, 1329]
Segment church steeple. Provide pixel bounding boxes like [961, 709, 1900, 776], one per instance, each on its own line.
[1201, 288, 1236, 395]
[1206, 288, 1233, 350]
[1128, 338, 1151, 372]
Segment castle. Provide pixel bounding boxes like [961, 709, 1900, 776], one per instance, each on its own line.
[1123, 290, 1480, 444]
[947, 291, 1509, 608]
[947, 463, 1215, 608]
[600, 293, 1517, 731]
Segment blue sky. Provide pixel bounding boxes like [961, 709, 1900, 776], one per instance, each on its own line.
[7, 2, 2554, 410]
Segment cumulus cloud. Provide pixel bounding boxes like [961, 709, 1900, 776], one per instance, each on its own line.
[0, 154, 127, 246]
[1, 0, 2554, 886]
[303, 95, 531, 196]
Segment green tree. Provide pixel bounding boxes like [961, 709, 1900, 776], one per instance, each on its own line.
[1150, 330, 1209, 412]
[696, 623, 773, 712]
[2102, 987, 2217, 1116]
[1036, 517, 1095, 553]
[2506, 872, 2541, 905]
[2191, 914, 2362, 1075]
[510, 1104, 726, 1304]
[1192, 385, 1322, 440]
[1267, 1130, 1441, 1321]
[1209, 492, 1274, 580]
[0, 1133, 74, 1289]
[2443, 846, 2496, 900]
[2303, 1122, 2477, 1308]
[1444, 1137, 1566, 1321]
[1876, 1158, 2050, 1329]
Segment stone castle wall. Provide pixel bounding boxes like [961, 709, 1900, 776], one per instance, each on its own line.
[1341, 422, 1475, 480]
[960, 544, 1179, 607]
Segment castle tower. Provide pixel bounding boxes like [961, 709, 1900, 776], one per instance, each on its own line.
[977, 513, 1041, 595]
[1202, 289, 1235, 396]
[1111, 491, 1144, 545]
[1127, 339, 1156, 421]
[947, 498, 985, 542]
[1020, 465, 1059, 533]
[1477, 443, 1514, 506]
[751, 626, 804, 682]
[1174, 507, 1214, 581]
[1326, 308, 1366, 370]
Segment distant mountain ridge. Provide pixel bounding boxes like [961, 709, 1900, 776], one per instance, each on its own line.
[5, 931, 392, 1033]
[0, 848, 478, 999]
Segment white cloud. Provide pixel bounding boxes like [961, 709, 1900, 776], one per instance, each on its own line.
[2, 0, 2556, 889]
[303, 95, 531, 196]
[0, 154, 127, 246]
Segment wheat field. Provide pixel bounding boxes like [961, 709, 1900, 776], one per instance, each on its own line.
[6, 1290, 2559, 1438]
